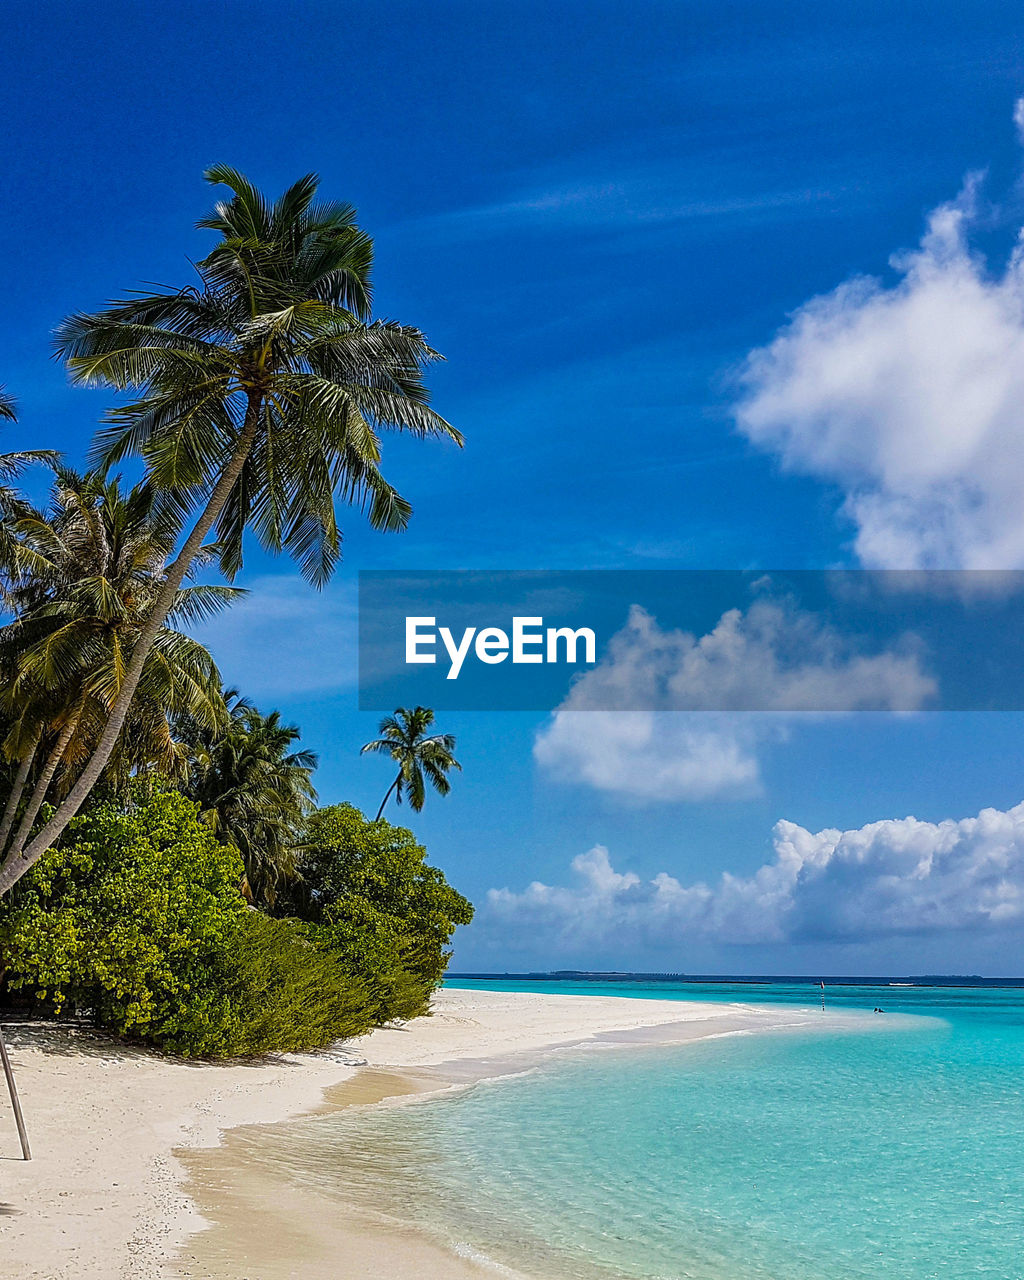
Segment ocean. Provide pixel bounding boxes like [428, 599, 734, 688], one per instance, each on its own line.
[238, 977, 1024, 1279]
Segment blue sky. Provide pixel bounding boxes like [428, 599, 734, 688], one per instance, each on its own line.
[6, 2, 1024, 973]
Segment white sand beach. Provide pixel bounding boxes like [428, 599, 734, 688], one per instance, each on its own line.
[0, 988, 819, 1280]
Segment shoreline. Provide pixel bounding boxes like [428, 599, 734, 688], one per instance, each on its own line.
[177, 990, 839, 1280]
[0, 989, 843, 1280]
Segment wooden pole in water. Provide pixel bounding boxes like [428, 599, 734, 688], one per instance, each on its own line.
[820, 979, 826, 1012]
[0, 1023, 31, 1160]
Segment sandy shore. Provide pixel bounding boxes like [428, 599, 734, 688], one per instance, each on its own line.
[0, 987, 822, 1280]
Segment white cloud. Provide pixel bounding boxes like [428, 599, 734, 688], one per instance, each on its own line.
[188, 575, 356, 700]
[535, 710, 766, 802]
[533, 601, 933, 801]
[556, 600, 933, 713]
[736, 159, 1024, 569]
[1015, 98, 1024, 145]
[487, 800, 1024, 951]
[396, 173, 838, 242]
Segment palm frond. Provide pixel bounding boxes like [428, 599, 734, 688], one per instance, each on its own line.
[53, 166, 455, 589]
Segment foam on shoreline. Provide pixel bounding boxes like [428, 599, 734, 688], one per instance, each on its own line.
[174, 994, 838, 1280]
[0, 988, 842, 1279]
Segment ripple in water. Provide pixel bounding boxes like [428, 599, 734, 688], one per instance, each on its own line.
[240, 985, 1024, 1280]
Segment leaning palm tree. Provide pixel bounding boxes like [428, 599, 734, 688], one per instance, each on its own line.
[182, 692, 317, 908]
[0, 167, 459, 895]
[361, 705, 460, 821]
[0, 468, 233, 865]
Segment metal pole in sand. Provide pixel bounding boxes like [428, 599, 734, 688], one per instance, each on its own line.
[0, 1023, 31, 1160]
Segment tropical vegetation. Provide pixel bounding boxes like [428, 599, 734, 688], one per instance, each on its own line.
[361, 705, 461, 819]
[0, 466, 234, 865]
[183, 691, 317, 910]
[286, 803, 473, 1021]
[1, 164, 461, 896]
[0, 167, 471, 1057]
[0, 790, 469, 1057]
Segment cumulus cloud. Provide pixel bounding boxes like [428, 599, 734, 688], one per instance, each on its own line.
[535, 710, 766, 801]
[487, 800, 1024, 951]
[533, 600, 933, 800]
[551, 600, 933, 713]
[736, 160, 1024, 569]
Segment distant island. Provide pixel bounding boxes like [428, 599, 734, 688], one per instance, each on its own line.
[449, 972, 1013, 987]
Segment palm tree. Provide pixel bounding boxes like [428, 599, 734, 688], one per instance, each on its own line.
[361, 706, 460, 821]
[0, 400, 69, 853]
[0, 386, 58, 581]
[0, 468, 233, 866]
[0, 166, 459, 894]
[182, 692, 317, 909]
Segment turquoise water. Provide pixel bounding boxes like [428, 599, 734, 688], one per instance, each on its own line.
[252, 979, 1024, 1279]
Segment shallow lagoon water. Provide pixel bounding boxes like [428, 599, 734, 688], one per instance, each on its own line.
[241, 980, 1024, 1280]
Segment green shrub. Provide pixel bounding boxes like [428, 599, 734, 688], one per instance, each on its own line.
[178, 913, 375, 1058]
[291, 803, 474, 1021]
[0, 790, 246, 1044]
[0, 792, 472, 1058]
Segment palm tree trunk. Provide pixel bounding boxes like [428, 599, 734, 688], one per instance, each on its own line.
[5, 704, 83, 861]
[0, 725, 41, 856]
[0, 399, 262, 896]
[376, 775, 400, 821]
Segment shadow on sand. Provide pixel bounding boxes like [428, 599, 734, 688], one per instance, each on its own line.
[0, 1020, 364, 1071]
[1, 1021, 173, 1064]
